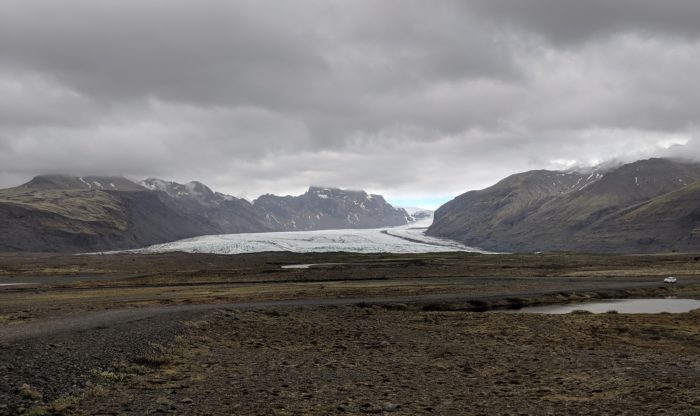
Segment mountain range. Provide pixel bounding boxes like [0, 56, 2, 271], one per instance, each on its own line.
[0, 176, 411, 252]
[5, 158, 700, 254]
[427, 158, 700, 253]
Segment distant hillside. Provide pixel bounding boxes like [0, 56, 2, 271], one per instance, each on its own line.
[0, 182, 216, 252]
[140, 178, 268, 234]
[402, 207, 433, 222]
[254, 187, 409, 231]
[427, 158, 700, 253]
[23, 175, 146, 191]
[0, 176, 409, 252]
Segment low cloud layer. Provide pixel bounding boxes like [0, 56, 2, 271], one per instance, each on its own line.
[1, 1, 699, 207]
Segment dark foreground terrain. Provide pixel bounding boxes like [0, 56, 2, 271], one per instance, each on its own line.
[72, 307, 700, 415]
[1, 252, 699, 415]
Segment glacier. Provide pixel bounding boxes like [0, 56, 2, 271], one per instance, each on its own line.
[130, 217, 486, 255]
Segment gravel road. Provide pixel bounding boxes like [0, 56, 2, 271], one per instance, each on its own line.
[0, 277, 684, 343]
[1, 276, 697, 415]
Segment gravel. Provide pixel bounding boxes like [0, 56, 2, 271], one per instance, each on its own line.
[0, 311, 200, 415]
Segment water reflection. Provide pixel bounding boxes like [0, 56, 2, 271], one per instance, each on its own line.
[509, 298, 700, 314]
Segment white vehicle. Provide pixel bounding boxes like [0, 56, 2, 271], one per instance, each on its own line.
[663, 276, 677, 284]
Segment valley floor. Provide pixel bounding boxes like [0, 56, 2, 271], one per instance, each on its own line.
[1, 252, 699, 415]
[69, 306, 700, 415]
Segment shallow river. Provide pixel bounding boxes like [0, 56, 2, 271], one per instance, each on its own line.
[511, 298, 700, 314]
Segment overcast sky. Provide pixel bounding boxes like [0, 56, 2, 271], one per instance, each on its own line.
[1, 1, 699, 208]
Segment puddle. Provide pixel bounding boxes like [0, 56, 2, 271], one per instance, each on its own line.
[509, 298, 700, 314]
[281, 264, 314, 269]
[281, 263, 345, 269]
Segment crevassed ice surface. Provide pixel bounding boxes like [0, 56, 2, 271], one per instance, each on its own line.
[132, 217, 486, 254]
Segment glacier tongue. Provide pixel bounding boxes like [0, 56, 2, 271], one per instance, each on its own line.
[130, 217, 487, 255]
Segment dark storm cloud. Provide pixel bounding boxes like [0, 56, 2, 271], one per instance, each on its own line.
[0, 1, 328, 107]
[1, 0, 699, 206]
[466, 0, 700, 44]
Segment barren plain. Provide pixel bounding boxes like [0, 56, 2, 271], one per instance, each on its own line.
[1, 252, 699, 415]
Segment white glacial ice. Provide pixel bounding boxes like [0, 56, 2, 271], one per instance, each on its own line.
[129, 216, 487, 255]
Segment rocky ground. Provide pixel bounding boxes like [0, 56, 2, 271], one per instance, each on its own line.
[0, 309, 202, 415]
[1, 252, 700, 415]
[53, 306, 700, 415]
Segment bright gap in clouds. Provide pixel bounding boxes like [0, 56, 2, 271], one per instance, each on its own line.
[386, 196, 452, 211]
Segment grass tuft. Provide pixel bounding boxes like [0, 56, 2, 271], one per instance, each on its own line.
[132, 355, 171, 368]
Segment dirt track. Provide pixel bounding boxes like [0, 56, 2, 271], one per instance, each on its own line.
[1, 252, 700, 415]
[0, 276, 693, 343]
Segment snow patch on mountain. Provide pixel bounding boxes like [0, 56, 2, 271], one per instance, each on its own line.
[402, 207, 434, 222]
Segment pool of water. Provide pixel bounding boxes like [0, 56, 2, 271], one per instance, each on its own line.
[280, 263, 346, 269]
[510, 298, 700, 314]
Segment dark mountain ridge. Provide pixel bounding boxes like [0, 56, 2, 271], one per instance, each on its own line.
[254, 187, 409, 231]
[0, 176, 409, 252]
[0, 186, 215, 252]
[140, 178, 268, 234]
[23, 175, 146, 191]
[427, 158, 700, 253]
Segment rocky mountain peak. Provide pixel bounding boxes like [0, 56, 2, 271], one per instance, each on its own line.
[254, 186, 408, 231]
[22, 175, 145, 191]
[428, 158, 700, 253]
[140, 178, 217, 201]
[1, 175, 411, 252]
